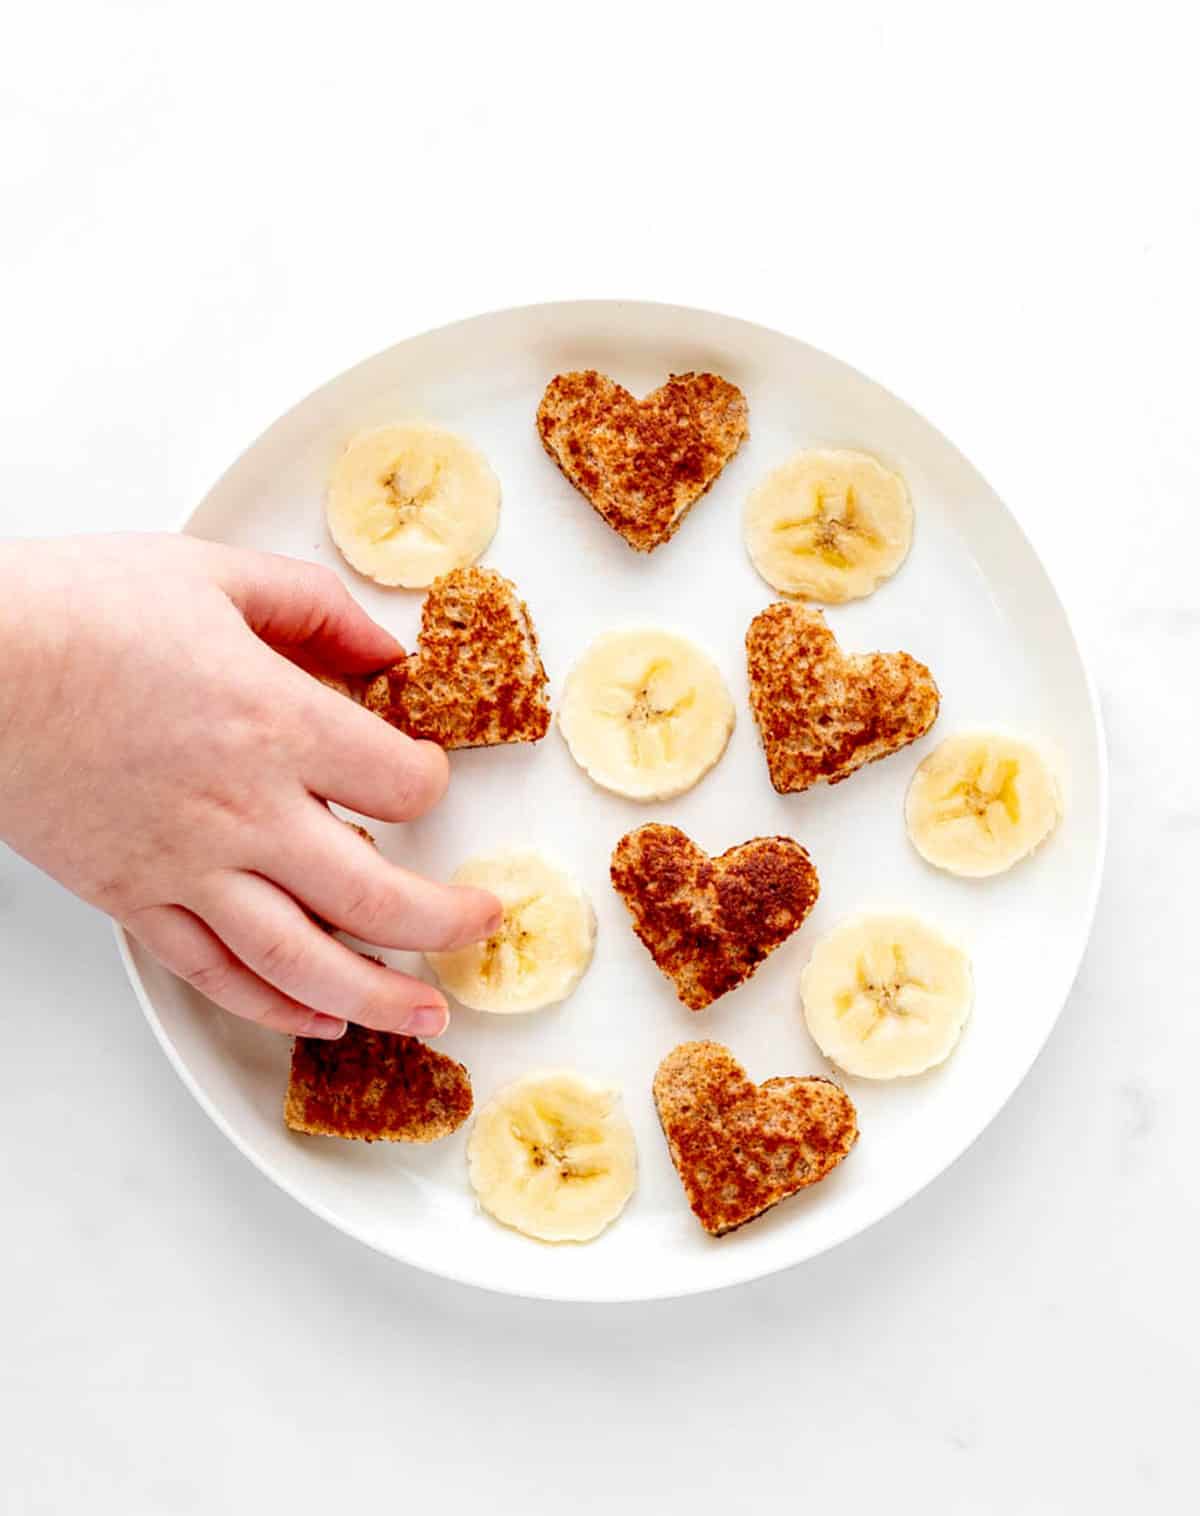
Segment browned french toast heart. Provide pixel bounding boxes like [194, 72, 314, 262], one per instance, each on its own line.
[285, 1022, 473, 1143]
[364, 567, 550, 749]
[654, 1041, 858, 1236]
[746, 602, 939, 793]
[610, 824, 819, 1011]
[536, 369, 749, 551]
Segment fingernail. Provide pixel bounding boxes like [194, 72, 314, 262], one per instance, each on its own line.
[305, 1015, 347, 1040]
[405, 1004, 449, 1037]
[484, 908, 504, 935]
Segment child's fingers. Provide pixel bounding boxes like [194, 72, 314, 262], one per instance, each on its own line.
[266, 800, 501, 951]
[219, 549, 403, 672]
[190, 870, 450, 1036]
[298, 680, 451, 821]
[123, 903, 347, 1039]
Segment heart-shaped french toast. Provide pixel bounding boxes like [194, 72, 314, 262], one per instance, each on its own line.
[285, 1022, 473, 1143]
[364, 567, 550, 749]
[536, 369, 749, 551]
[610, 824, 819, 1010]
[746, 602, 939, 793]
[654, 1041, 858, 1235]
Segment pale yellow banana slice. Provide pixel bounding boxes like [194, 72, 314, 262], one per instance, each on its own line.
[744, 447, 913, 602]
[426, 849, 595, 1014]
[326, 423, 499, 588]
[906, 731, 1063, 878]
[558, 627, 734, 800]
[467, 1070, 637, 1242]
[801, 912, 973, 1078]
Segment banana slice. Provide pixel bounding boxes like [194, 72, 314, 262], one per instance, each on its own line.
[745, 448, 913, 602]
[800, 912, 973, 1079]
[326, 423, 500, 588]
[426, 849, 595, 1014]
[558, 627, 735, 800]
[467, 1070, 637, 1242]
[906, 731, 1063, 878]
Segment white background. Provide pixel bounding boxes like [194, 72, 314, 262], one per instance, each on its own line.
[1, 3, 1196, 1511]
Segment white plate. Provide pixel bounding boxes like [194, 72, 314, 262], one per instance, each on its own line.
[119, 301, 1107, 1302]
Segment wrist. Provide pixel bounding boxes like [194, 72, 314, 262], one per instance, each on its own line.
[0, 540, 70, 772]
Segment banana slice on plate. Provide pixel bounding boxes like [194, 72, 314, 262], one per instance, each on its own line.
[745, 447, 912, 602]
[326, 423, 500, 588]
[558, 627, 735, 800]
[426, 849, 595, 1014]
[800, 912, 973, 1079]
[467, 1070, 637, 1242]
[906, 731, 1063, 878]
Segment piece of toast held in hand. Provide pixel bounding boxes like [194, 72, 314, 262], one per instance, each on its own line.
[364, 567, 551, 749]
[285, 1021, 473, 1142]
[610, 824, 819, 1011]
[653, 1041, 858, 1236]
[536, 369, 749, 551]
[746, 602, 939, 793]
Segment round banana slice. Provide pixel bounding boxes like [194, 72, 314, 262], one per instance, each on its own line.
[801, 912, 973, 1079]
[744, 447, 913, 602]
[326, 423, 500, 588]
[467, 1070, 637, 1243]
[426, 849, 595, 1014]
[558, 627, 735, 801]
[906, 731, 1063, 878]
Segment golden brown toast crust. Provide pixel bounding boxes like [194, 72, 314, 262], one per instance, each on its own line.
[746, 603, 939, 793]
[364, 568, 550, 749]
[285, 1023, 473, 1142]
[536, 370, 749, 551]
[653, 1041, 858, 1236]
[611, 825, 819, 1011]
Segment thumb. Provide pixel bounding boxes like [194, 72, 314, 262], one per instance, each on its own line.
[218, 549, 403, 672]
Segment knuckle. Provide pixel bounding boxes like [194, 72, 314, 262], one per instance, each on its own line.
[352, 980, 394, 1028]
[256, 934, 309, 985]
[195, 781, 259, 829]
[304, 563, 349, 617]
[389, 774, 421, 818]
[359, 985, 419, 1032]
[391, 742, 448, 816]
[182, 958, 233, 1000]
[340, 879, 398, 943]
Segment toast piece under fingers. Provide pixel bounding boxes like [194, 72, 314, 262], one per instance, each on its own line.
[364, 568, 550, 749]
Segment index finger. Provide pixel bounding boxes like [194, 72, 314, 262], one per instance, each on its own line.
[297, 674, 450, 822]
[218, 548, 404, 673]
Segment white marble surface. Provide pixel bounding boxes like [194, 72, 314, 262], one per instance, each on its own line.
[1, 6, 1196, 1511]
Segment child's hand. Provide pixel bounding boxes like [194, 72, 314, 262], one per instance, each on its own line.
[0, 534, 501, 1040]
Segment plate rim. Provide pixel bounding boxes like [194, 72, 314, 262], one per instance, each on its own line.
[117, 298, 1110, 1303]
